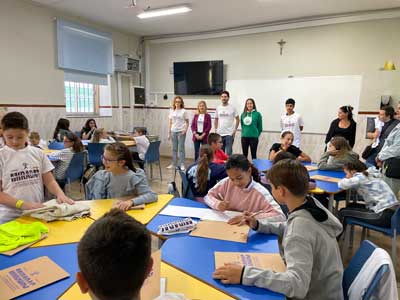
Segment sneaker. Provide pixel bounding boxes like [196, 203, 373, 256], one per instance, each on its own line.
[180, 164, 186, 171]
[166, 164, 175, 169]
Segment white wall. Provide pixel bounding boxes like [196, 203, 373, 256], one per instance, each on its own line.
[144, 17, 400, 161]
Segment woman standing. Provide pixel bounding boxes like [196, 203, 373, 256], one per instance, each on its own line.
[325, 105, 357, 148]
[191, 100, 211, 161]
[167, 96, 189, 171]
[241, 98, 262, 159]
[80, 119, 97, 140]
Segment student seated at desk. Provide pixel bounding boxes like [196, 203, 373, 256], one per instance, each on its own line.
[131, 127, 150, 170]
[208, 133, 228, 164]
[53, 118, 71, 142]
[213, 159, 344, 300]
[204, 154, 285, 223]
[48, 132, 84, 187]
[0, 112, 74, 224]
[28, 131, 46, 149]
[318, 136, 359, 171]
[86, 142, 157, 210]
[186, 144, 227, 202]
[338, 160, 398, 230]
[269, 131, 311, 162]
[77, 209, 153, 300]
[90, 128, 116, 143]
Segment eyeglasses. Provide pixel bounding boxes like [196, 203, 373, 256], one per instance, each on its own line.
[101, 155, 118, 163]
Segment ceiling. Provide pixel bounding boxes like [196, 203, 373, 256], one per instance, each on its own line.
[31, 0, 400, 36]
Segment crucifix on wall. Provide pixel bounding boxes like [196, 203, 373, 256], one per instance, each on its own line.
[277, 39, 286, 55]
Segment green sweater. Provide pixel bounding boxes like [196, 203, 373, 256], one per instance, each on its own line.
[241, 111, 263, 138]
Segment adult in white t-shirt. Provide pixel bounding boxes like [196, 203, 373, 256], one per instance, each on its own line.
[215, 91, 239, 156]
[168, 96, 189, 171]
[280, 98, 304, 148]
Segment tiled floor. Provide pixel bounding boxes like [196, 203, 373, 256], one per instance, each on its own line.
[67, 156, 400, 291]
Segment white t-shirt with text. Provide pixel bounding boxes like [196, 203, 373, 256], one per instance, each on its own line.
[0, 145, 54, 223]
[280, 112, 304, 147]
[216, 104, 238, 136]
[169, 109, 189, 132]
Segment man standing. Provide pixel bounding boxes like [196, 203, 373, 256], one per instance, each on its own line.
[280, 98, 304, 148]
[215, 91, 239, 156]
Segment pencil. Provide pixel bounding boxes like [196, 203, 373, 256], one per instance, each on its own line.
[249, 210, 264, 218]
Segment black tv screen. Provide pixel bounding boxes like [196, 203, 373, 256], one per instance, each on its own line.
[173, 60, 224, 95]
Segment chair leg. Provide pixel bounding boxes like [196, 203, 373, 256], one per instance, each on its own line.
[392, 230, 397, 268]
[349, 225, 354, 249]
[150, 163, 154, 179]
[158, 161, 162, 181]
[360, 227, 367, 244]
[341, 224, 350, 258]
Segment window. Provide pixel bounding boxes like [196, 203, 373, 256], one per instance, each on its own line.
[64, 81, 99, 114]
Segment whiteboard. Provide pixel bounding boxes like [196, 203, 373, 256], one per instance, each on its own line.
[226, 76, 362, 134]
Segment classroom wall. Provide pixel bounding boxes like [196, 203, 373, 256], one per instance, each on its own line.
[144, 17, 400, 161]
[0, 0, 140, 139]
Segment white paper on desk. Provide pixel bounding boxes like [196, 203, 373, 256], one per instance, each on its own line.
[201, 210, 242, 222]
[159, 205, 209, 219]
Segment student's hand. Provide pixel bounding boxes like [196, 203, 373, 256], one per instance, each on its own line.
[376, 157, 383, 167]
[180, 130, 186, 136]
[21, 202, 45, 210]
[213, 263, 243, 284]
[240, 211, 258, 228]
[227, 215, 243, 225]
[116, 200, 133, 211]
[216, 199, 230, 211]
[57, 194, 75, 205]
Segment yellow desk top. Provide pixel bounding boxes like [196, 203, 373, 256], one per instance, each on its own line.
[16, 216, 94, 247]
[59, 262, 233, 300]
[42, 148, 58, 155]
[121, 140, 136, 147]
[81, 194, 173, 223]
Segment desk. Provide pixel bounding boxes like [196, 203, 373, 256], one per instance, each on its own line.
[0, 243, 79, 300]
[16, 216, 94, 247]
[253, 159, 345, 211]
[82, 194, 173, 223]
[60, 261, 233, 300]
[81, 140, 136, 147]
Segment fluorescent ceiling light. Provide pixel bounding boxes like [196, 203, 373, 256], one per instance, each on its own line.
[137, 5, 192, 19]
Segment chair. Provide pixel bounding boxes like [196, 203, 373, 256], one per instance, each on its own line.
[144, 140, 162, 181]
[87, 143, 106, 168]
[343, 240, 390, 300]
[343, 206, 400, 267]
[48, 141, 64, 150]
[177, 169, 195, 200]
[58, 152, 86, 193]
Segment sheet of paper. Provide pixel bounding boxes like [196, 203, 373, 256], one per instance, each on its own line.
[200, 210, 242, 222]
[141, 250, 161, 300]
[0, 256, 69, 299]
[215, 252, 286, 272]
[1, 234, 48, 256]
[305, 165, 318, 171]
[159, 205, 209, 219]
[310, 175, 341, 183]
[190, 220, 249, 243]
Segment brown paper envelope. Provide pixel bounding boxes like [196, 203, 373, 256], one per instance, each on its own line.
[140, 250, 161, 300]
[215, 252, 286, 272]
[1, 234, 48, 256]
[310, 175, 341, 183]
[190, 220, 249, 243]
[0, 256, 69, 299]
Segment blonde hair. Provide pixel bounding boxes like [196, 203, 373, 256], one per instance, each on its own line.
[172, 96, 184, 110]
[196, 100, 207, 114]
[330, 136, 352, 158]
[91, 128, 105, 143]
[29, 131, 40, 140]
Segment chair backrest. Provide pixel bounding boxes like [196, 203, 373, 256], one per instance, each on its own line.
[390, 205, 400, 234]
[48, 141, 64, 150]
[65, 152, 85, 182]
[178, 169, 195, 200]
[343, 240, 390, 300]
[145, 141, 160, 163]
[87, 143, 106, 167]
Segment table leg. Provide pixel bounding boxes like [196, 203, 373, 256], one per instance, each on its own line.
[328, 194, 334, 212]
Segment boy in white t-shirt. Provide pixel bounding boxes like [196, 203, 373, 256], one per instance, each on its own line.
[280, 98, 304, 148]
[0, 112, 74, 224]
[131, 127, 150, 169]
[215, 91, 239, 156]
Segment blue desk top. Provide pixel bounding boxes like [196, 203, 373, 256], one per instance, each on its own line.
[162, 236, 284, 300]
[147, 198, 208, 238]
[0, 243, 78, 300]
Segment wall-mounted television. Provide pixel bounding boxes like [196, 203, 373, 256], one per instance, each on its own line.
[173, 60, 224, 95]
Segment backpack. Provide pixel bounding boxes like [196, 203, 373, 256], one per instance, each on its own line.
[82, 165, 97, 184]
[167, 167, 180, 198]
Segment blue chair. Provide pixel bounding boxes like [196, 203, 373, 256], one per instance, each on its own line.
[144, 141, 162, 181]
[343, 240, 390, 300]
[178, 169, 195, 200]
[344, 206, 400, 267]
[48, 141, 64, 150]
[58, 152, 86, 192]
[87, 143, 106, 168]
